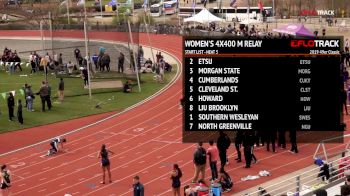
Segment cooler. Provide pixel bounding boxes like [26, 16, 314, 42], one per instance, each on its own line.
[105, 5, 113, 12]
[211, 183, 221, 196]
[197, 186, 209, 196]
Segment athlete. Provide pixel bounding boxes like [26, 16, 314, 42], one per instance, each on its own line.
[47, 136, 67, 156]
[98, 144, 114, 184]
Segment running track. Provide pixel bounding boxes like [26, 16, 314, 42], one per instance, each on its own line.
[0, 31, 349, 195]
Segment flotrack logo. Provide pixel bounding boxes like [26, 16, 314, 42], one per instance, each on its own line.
[290, 40, 339, 48]
[300, 9, 335, 16]
[317, 10, 335, 16]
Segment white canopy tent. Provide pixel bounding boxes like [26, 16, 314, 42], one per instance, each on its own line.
[184, 8, 224, 24]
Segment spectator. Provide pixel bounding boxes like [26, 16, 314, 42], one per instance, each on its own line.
[123, 80, 132, 93]
[278, 130, 286, 149]
[314, 188, 327, 196]
[58, 53, 63, 72]
[25, 85, 34, 112]
[36, 81, 49, 112]
[118, 52, 125, 73]
[170, 164, 182, 196]
[7, 92, 15, 121]
[207, 140, 219, 181]
[82, 67, 89, 87]
[289, 130, 298, 153]
[266, 130, 277, 153]
[318, 161, 330, 182]
[346, 38, 349, 53]
[67, 61, 74, 75]
[341, 177, 350, 195]
[243, 131, 254, 168]
[30, 52, 36, 73]
[133, 175, 144, 196]
[17, 99, 23, 124]
[144, 58, 152, 68]
[192, 142, 207, 183]
[92, 53, 99, 70]
[138, 46, 144, 69]
[342, 88, 349, 115]
[217, 131, 231, 171]
[338, 152, 350, 178]
[58, 78, 64, 102]
[74, 48, 81, 64]
[158, 59, 165, 83]
[235, 131, 243, 163]
[164, 62, 172, 72]
[46, 81, 52, 110]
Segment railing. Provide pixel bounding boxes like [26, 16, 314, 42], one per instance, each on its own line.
[245, 154, 350, 196]
[245, 134, 350, 196]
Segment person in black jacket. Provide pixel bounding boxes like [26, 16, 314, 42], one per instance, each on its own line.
[133, 175, 144, 196]
[235, 131, 243, 163]
[17, 99, 23, 124]
[217, 131, 231, 171]
[278, 130, 286, 149]
[266, 130, 277, 153]
[192, 142, 206, 183]
[289, 130, 298, 154]
[7, 92, 15, 121]
[243, 131, 254, 168]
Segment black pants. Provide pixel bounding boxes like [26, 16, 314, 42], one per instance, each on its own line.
[291, 142, 298, 153]
[219, 150, 227, 170]
[41, 96, 46, 111]
[251, 147, 257, 163]
[18, 111, 23, 124]
[46, 95, 51, 110]
[118, 64, 124, 73]
[278, 130, 286, 148]
[235, 143, 241, 161]
[50, 141, 58, 152]
[244, 146, 252, 167]
[266, 136, 276, 152]
[209, 161, 218, 180]
[8, 106, 14, 120]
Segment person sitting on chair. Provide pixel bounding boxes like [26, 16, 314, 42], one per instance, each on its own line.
[144, 58, 152, 68]
[123, 81, 132, 93]
[48, 136, 67, 156]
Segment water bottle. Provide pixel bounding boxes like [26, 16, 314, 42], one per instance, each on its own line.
[209, 180, 214, 196]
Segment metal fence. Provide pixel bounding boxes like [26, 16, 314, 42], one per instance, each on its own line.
[244, 134, 350, 196]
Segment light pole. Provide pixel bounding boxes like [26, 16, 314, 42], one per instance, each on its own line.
[127, 20, 141, 92]
[100, 0, 103, 18]
[83, 0, 92, 99]
[67, 0, 70, 25]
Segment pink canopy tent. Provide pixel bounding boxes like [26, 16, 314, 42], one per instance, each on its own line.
[273, 24, 314, 37]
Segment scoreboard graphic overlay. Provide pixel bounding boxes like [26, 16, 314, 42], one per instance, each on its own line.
[183, 37, 344, 142]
